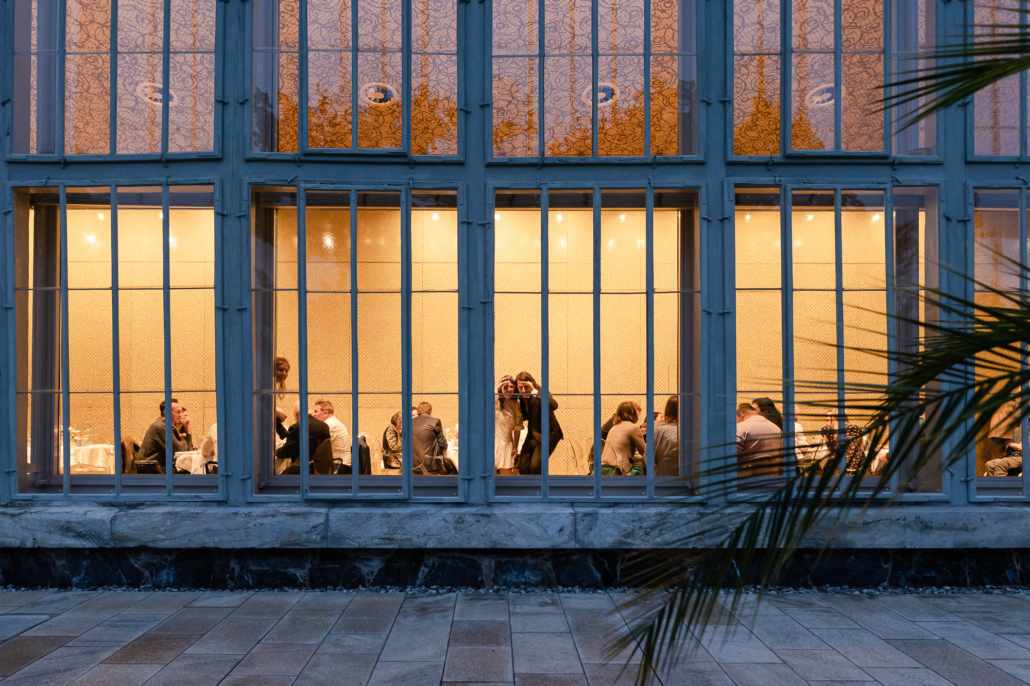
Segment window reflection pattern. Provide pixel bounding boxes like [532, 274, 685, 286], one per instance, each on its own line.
[735, 187, 939, 491]
[733, 0, 933, 155]
[973, 1, 1023, 156]
[491, 0, 697, 158]
[251, 189, 459, 496]
[973, 190, 1026, 490]
[14, 186, 217, 494]
[12, 0, 217, 156]
[252, 0, 459, 154]
[493, 189, 699, 498]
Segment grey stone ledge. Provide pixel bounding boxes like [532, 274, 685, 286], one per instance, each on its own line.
[0, 503, 1024, 550]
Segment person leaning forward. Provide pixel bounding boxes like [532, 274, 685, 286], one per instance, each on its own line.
[411, 401, 457, 475]
[276, 403, 331, 474]
[736, 403, 783, 477]
[139, 398, 194, 465]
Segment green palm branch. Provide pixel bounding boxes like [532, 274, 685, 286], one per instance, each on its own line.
[617, 257, 1030, 684]
[884, 5, 1030, 129]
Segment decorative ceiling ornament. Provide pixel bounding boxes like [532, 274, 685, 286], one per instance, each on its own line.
[135, 82, 177, 107]
[581, 83, 619, 108]
[806, 84, 838, 109]
[362, 82, 399, 106]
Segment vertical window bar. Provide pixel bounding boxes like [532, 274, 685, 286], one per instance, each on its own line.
[299, 0, 310, 153]
[540, 188, 550, 499]
[782, 186, 796, 479]
[1023, 10, 1028, 158]
[884, 186, 898, 493]
[537, 0, 546, 160]
[834, 188, 845, 478]
[109, 0, 118, 155]
[644, 0, 652, 157]
[161, 0, 171, 155]
[591, 0, 599, 157]
[298, 187, 309, 497]
[59, 187, 70, 495]
[1020, 188, 1028, 492]
[782, 0, 792, 152]
[833, 0, 842, 151]
[57, 0, 67, 155]
[645, 185, 655, 498]
[162, 185, 173, 494]
[401, 186, 413, 499]
[486, 191, 497, 499]
[883, 0, 892, 153]
[350, 189, 359, 496]
[593, 188, 602, 496]
[111, 185, 122, 496]
[350, 0, 359, 149]
[402, 0, 412, 152]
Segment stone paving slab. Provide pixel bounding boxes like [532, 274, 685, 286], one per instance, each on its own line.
[0, 590, 1030, 684]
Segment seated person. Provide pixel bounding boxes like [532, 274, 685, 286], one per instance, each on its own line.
[383, 412, 403, 469]
[276, 403, 331, 473]
[601, 402, 647, 476]
[653, 396, 680, 477]
[987, 400, 1020, 467]
[986, 441, 1023, 477]
[312, 399, 352, 474]
[200, 422, 218, 462]
[139, 398, 194, 466]
[819, 409, 864, 475]
[736, 403, 782, 477]
[411, 402, 457, 475]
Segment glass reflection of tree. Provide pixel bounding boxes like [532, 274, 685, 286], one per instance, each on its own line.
[734, 0, 780, 155]
[791, 0, 825, 150]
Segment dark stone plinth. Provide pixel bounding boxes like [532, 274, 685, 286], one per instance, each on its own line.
[0, 548, 1029, 590]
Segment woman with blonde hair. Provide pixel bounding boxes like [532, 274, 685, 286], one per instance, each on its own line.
[494, 375, 523, 475]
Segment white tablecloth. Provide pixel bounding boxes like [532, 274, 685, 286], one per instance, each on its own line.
[71, 445, 115, 472]
[445, 447, 459, 468]
[175, 451, 213, 475]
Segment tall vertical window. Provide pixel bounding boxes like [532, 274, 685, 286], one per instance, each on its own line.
[735, 187, 939, 491]
[251, 188, 459, 498]
[14, 186, 218, 495]
[491, 0, 697, 159]
[12, 0, 217, 156]
[973, 190, 1027, 494]
[252, 0, 459, 155]
[493, 189, 699, 498]
[973, 1, 1023, 157]
[733, 0, 935, 156]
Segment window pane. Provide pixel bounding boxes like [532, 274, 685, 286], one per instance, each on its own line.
[893, 0, 935, 155]
[791, 53, 835, 151]
[974, 1, 1022, 156]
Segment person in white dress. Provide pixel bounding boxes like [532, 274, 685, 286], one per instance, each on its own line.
[312, 399, 352, 473]
[495, 375, 523, 475]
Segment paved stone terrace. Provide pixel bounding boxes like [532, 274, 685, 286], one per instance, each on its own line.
[0, 590, 1027, 685]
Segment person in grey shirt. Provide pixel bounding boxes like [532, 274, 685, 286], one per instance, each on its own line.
[736, 403, 783, 478]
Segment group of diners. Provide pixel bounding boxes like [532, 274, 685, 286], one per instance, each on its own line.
[494, 372, 682, 476]
[736, 398, 886, 478]
[133, 398, 217, 474]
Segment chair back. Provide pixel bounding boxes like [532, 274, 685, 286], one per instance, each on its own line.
[312, 438, 334, 475]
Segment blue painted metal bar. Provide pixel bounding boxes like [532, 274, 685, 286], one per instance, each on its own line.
[298, 187, 309, 497]
[350, 0, 359, 150]
[401, 185, 413, 499]
[593, 187, 601, 497]
[161, 0, 171, 155]
[834, 188, 845, 477]
[883, 185, 898, 494]
[883, 0, 892, 154]
[1021, 187, 1028, 495]
[591, 0, 598, 158]
[299, 0, 309, 153]
[645, 185, 655, 498]
[402, 0, 412, 153]
[782, 186, 796, 482]
[109, 0, 118, 156]
[59, 186, 70, 495]
[56, 0, 66, 156]
[644, 0, 652, 158]
[111, 185, 122, 496]
[351, 188, 359, 496]
[540, 187, 549, 499]
[162, 185, 173, 495]
[537, 0, 545, 159]
[834, 0, 842, 151]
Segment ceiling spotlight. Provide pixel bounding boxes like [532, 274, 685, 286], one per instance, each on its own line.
[556, 213, 564, 223]
[431, 212, 439, 221]
[872, 213, 881, 223]
[619, 214, 626, 222]
[84, 232, 97, 246]
[744, 213, 751, 222]
[494, 213, 501, 221]
[806, 214, 813, 221]
[158, 211, 164, 219]
[322, 233, 335, 250]
[97, 212, 105, 220]
[169, 235, 178, 248]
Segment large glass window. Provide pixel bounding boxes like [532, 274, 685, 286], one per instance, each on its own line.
[735, 186, 939, 492]
[733, 0, 935, 156]
[252, 0, 459, 155]
[12, 0, 217, 156]
[251, 188, 459, 497]
[973, 1, 1024, 157]
[491, 0, 697, 158]
[14, 186, 217, 495]
[973, 190, 1028, 495]
[493, 189, 699, 498]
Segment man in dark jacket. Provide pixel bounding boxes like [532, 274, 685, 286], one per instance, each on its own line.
[515, 372, 563, 475]
[139, 398, 194, 468]
[410, 402, 457, 475]
[276, 403, 331, 474]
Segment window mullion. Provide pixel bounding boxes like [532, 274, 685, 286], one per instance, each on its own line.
[350, 189, 359, 495]
[1021, 188, 1028, 492]
[834, 0, 842, 151]
[540, 188, 550, 499]
[1022, 11, 1028, 158]
[109, 0, 118, 155]
[645, 185, 655, 498]
[782, 186, 795, 481]
[834, 188, 845, 478]
[883, 0, 892, 153]
[161, 185, 173, 494]
[401, 186, 413, 499]
[57, 0, 67, 156]
[591, 0, 598, 157]
[351, 0, 359, 149]
[299, 0, 310, 153]
[111, 185, 122, 496]
[644, 0, 652, 158]
[537, 0, 545, 159]
[593, 188, 602, 496]
[402, 0, 411, 152]
[783, 0, 792, 153]
[161, 0, 171, 155]
[59, 187, 70, 495]
[884, 186, 898, 493]
[297, 188, 310, 498]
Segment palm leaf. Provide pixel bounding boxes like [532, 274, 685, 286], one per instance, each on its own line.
[616, 257, 1030, 685]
